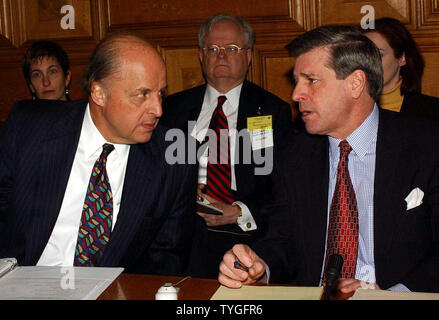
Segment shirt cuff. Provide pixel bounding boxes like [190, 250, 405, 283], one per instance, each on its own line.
[388, 283, 411, 292]
[233, 201, 257, 231]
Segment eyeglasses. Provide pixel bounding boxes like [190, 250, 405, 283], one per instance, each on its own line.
[202, 44, 247, 56]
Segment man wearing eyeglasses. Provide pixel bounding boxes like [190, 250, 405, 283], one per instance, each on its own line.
[162, 13, 294, 278]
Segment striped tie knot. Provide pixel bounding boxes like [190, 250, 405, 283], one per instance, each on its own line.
[217, 95, 227, 107]
[339, 140, 352, 158]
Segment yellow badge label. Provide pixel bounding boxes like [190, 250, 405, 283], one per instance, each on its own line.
[247, 115, 272, 131]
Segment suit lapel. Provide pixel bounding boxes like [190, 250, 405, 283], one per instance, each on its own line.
[236, 80, 260, 130]
[27, 102, 86, 264]
[188, 85, 206, 123]
[234, 81, 262, 196]
[99, 139, 161, 266]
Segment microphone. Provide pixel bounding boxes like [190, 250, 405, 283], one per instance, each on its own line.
[322, 254, 343, 300]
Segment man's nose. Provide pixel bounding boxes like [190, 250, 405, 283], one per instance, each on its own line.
[292, 83, 306, 102]
[151, 96, 163, 118]
[217, 48, 227, 58]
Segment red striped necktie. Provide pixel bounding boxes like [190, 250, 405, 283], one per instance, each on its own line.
[324, 140, 359, 279]
[205, 96, 234, 204]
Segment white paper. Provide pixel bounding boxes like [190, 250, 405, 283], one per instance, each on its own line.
[211, 285, 323, 300]
[350, 288, 439, 300]
[0, 266, 123, 300]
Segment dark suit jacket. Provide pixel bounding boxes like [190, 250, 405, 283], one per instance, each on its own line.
[254, 108, 439, 292]
[162, 80, 294, 236]
[400, 92, 439, 120]
[0, 99, 197, 276]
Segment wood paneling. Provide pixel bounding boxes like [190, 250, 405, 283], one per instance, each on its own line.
[20, 0, 93, 43]
[68, 63, 88, 100]
[163, 48, 204, 95]
[0, 0, 438, 123]
[0, 0, 21, 47]
[317, 0, 414, 26]
[0, 67, 29, 122]
[104, 0, 307, 45]
[0, 0, 94, 47]
[419, 0, 439, 28]
[263, 56, 296, 116]
[109, 0, 291, 24]
[421, 51, 439, 96]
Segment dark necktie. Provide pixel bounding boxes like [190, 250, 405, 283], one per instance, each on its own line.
[324, 140, 359, 279]
[74, 143, 115, 267]
[205, 96, 234, 204]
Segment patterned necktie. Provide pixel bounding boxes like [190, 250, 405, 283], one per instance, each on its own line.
[74, 143, 115, 267]
[205, 96, 234, 204]
[324, 140, 359, 279]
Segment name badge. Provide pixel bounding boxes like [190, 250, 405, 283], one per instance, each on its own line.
[247, 115, 274, 150]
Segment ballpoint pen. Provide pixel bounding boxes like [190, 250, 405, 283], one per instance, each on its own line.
[234, 260, 249, 272]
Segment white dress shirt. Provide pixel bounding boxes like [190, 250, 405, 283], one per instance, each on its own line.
[191, 84, 257, 231]
[37, 104, 130, 266]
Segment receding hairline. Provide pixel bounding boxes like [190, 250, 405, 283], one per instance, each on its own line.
[83, 33, 163, 95]
[99, 34, 162, 74]
[101, 34, 155, 54]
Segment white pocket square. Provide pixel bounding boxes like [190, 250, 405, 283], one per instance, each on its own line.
[405, 187, 424, 211]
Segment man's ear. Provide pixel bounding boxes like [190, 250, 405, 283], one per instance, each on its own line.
[90, 81, 107, 107]
[348, 69, 367, 99]
[199, 49, 204, 65]
[246, 48, 252, 67]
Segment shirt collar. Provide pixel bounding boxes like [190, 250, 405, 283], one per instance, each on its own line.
[328, 104, 378, 161]
[81, 103, 130, 160]
[206, 83, 243, 112]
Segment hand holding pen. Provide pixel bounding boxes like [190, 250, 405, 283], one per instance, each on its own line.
[218, 244, 267, 289]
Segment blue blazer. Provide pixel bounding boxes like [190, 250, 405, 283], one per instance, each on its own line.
[0, 99, 197, 276]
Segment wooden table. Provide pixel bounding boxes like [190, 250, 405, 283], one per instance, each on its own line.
[98, 274, 220, 300]
[97, 274, 352, 300]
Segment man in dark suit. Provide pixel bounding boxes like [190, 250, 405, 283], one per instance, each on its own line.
[0, 33, 197, 276]
[219, 26, 439, 295]
[162, 13, 293, 278]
